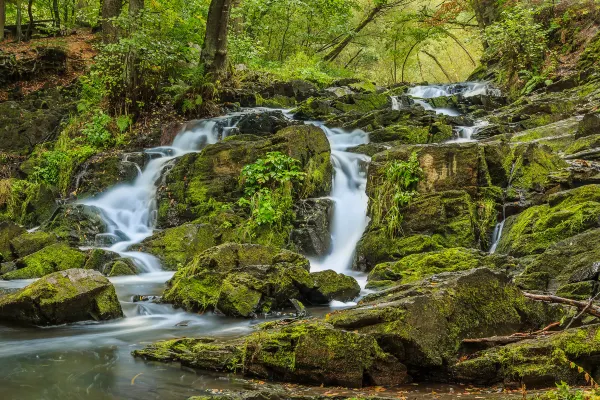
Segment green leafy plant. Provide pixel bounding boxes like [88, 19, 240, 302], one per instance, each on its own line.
[82, 112, 113, 148]
[370, 151, 422, 238]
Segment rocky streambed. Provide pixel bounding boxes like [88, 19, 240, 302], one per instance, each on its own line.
[2, 77, 600, 398]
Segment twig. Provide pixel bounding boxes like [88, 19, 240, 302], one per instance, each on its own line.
[564, 292, 600, 330]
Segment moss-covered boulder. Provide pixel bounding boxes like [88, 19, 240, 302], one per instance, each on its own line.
[10, 231, 58, 259]
[156, 124, 332, 228]
[2, 243, 87, 279]
[326, 268, 557, 377]
[293, 92, 389, 121]
[452, 324, 600, 387]
[133, 320, 407, 388]
[233, 110, 300, 136]
[355, 190, 476, 271]
[0, 268, 123, 326]
[495, 185, 600, 257]
[308, 270, 361, 303]
[366, 247, 516, 289]
[135, 223, 217, 270]
[164, 243, 360, 317]
[42, 204, 107, 246]
[105, 259, 139, 276]
[0, 221, 26, 262]
[163, 243, 312, 317]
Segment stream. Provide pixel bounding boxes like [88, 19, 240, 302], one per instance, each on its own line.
[0, 83, 506, 399]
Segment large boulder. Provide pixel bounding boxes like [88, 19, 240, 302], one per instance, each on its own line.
[495, 185, 600, 257]
[0, 221, 26, 262]
[133, 320, 406, 388]
[233, 110, 299, 136]
[326, 268, 557, 378]
[156, 124, 332, 228]
[9, 230, 58, 259]
[452, 324, 600, 387]
[0, 268, 123, 326]
[2, 243, 88, 279]
[41, 204, 107, 246]
[163, 243, 359, 317]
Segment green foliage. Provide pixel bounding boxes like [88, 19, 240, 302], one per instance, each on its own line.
[82, 112, 113, 148]
[371, 152, 422, 238]
[484, 5, 548, 84]
[238, 152, 306, 243]
[536, 382, 600, 400]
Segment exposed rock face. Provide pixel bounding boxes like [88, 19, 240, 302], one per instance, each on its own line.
[41, 204, 107, 246]
[0, 221, 26, 262]
[233, 110, 300, 136]
[452, 324, 600, 387]
[156, 124, 332, 229]
[133, 320, 407, 388]
[163, 243, 359, 317]
[0, 268, 123, 325]
[290, 198, 333, 257]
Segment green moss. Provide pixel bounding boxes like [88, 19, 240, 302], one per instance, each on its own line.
[556, 281, 596, 300]
[107, 260, 137, 276]
[10, 231, 58, 258]
[217, 276, 263, 317]
[2, 243, 87, 279]
[0, 221, 26, 262]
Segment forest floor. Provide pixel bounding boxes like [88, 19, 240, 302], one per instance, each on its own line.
[0, 29, 97, 100]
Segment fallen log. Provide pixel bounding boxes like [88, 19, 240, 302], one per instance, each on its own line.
[523, 292, 600, 318]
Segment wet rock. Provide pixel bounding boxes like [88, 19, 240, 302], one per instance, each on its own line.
[9, 231, 58, 259]
[135, 223, 217, 270]
[0, 268, 123, 326]
[308, 270, 360, 303]
[232, 110, 298, 136]
[290, 198, 333, 257]
[71, 151, 144, 198]
[452, 324, 600, 387]
[290, 298, 307, 317]
[2, 243, 88, 279]
[156, 124, 332, 228]
[83, 248, 121, 272]
[105, 259, 139, 276]
[42, 204, 106, 246]
[163, 243, 313, 317]
[293, 92, 389, 121]
[0, 221, 26, 262]
[576, 112, 600, 139]
[133, 320, 407, 388]
[133, 295, 161, 302]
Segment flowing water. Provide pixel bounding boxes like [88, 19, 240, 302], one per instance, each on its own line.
[0, 110, 373, 398]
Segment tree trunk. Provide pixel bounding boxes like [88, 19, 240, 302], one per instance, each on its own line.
[102, 0, 122, 43]
[53, 0, 61, 30]
[129, 0, 143, 17]
[470, 0, 499, 48]
[201, 0, 233, 80]
[0, 0, 5, 41]
[323, 5, 382, 62]
[16, 0, 22, 42]
[421, 50, 453, 82]
[26, 0, 33, 40]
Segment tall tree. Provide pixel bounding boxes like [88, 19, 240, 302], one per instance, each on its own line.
[26, 0, 33, 40]
[323, 0, 411, 62]
[101, 0, 122, 43]
[0, 0, 5, 41]
[53, 0, 60, 30]
[16, 0, 22, 42]
[201, 0, 233, 80]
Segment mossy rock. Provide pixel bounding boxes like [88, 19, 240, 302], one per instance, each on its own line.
[0, 268, 123, 325]
[106, 259, 138, 276]
[326, 268, 558, 375]
[496, 185, 600, 257]
[163, 243, 314, 317]
[518, 228, 600, 293]
[42, 204, 107, 246]
[556, 281, 596, 301]
[308, 270, 361, 303]
[10, 231, 58, 259]
[83, 248, 121, 272]
[0, 221, 26, 262]
[133, 320, 407, 388]
[135, 223, 217, 270]
[156, 124, 332, 229]
[2, 243, 87, 279]
[452, 325, 600, 387]
[355, 191, 476, 271]
[366, 247, 516, 288]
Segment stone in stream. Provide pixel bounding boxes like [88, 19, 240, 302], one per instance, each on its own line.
[2, 242, 88, 279]
[41, 204, 107, 246]
[0, 268, 123, 326]
[163, 243, 360, 317]
[290, 198, 333, 257]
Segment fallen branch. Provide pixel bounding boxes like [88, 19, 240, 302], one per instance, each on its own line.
[462, 322, 561, 346]
[523, 292, 600, 318]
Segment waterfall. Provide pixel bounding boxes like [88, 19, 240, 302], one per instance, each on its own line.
[308, 124, 370, 289]
[79, 119, 234, 272]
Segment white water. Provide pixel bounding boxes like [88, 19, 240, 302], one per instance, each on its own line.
[308, 123, 371, 289]
[79, 119, 230, 272]
[408, 82, 499, 98]
[489, 219, 505, 254]
[452, 120, 490, 143]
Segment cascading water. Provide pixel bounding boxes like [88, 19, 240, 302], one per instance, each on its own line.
[307, 123, 370, 291]
[453, 120, 489, 143]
